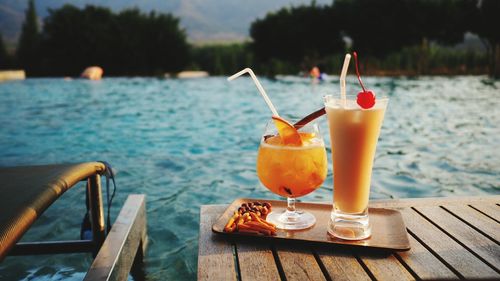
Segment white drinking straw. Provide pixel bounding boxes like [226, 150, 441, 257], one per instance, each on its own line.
[228, 68, 279, 116]
[339, 54, 351, 107]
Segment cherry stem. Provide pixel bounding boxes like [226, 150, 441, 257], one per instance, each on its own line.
[353, 52, 366, 92]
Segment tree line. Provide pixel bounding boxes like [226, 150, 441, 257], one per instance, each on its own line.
[250, 0, 499, 77]
[0, 0, 499, 77]
[0, 0, 189, 76]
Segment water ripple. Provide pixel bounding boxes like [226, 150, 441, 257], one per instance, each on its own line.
[0, 76, 498, 280]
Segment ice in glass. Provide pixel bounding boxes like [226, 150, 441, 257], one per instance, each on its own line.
[257, 132, 327, 198]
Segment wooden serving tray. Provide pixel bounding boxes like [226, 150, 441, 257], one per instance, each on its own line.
[212, 198, 411, 251]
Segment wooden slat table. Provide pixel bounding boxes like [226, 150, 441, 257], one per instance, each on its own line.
[198, 196, 500, 280]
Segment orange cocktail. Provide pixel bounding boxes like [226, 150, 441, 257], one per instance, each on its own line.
[257, 132, 327, 198]
[256, 119, 327, 230]
[226, 68, 327, 230]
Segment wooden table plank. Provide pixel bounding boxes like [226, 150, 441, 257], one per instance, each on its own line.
[400, 207, 500, 279]
[396, 234, 459, 280]
[275, 245, 327, 281]
[370, 196, 500, 208]
[469, 203, 500, 222]
[414, 205, 500, 272]
[198, 197, 500, 281]
[360, 254, 415, 280]
[315, 248, 371, 281]
[198, 205, 237, 281]
[236, 243, 281, 280]
[443, 204, 500, 242]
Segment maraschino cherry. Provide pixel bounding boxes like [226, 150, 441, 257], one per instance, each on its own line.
[353, 52, 375, 109]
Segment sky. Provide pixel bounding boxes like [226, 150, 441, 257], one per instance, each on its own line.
[0, 0, 332, 45]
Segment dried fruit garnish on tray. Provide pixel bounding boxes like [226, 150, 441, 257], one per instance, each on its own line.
[223, 201, 277, 235]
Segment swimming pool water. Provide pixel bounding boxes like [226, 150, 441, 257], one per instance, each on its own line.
[0, 76, 498, 280]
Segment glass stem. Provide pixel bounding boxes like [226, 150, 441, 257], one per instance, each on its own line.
[287, 197, 296, 212]
[284, 197, 299, 221]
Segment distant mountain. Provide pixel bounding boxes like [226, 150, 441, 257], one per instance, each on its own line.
[0, 0, 332, 47]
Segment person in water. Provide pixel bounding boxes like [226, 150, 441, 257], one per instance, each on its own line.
[310, 66, 326, 82]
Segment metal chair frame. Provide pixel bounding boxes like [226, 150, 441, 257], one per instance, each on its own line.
[7, 174, 105, 257]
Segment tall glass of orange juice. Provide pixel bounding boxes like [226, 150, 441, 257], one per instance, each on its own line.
[324, 95, 388, 240]
[257, 120, 327, 230]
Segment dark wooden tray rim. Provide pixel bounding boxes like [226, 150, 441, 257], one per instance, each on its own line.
[212, 198, 411, 252]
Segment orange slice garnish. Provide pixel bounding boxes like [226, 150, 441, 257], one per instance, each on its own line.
[298, 132, 315, 144]
[272, 116, 303, 146]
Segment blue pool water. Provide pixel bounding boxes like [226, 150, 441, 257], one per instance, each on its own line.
[0, 76, 498, 280]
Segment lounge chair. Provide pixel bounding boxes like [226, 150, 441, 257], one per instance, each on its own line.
[0, 162, 147, 280]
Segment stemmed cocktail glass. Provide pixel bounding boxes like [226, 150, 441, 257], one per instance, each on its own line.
[256, 119, 327, 230]
[228, 68, 327, 230]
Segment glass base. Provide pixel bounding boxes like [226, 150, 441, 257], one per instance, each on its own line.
[328, 208, 371, 240]
[266, 210, 316, 230]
